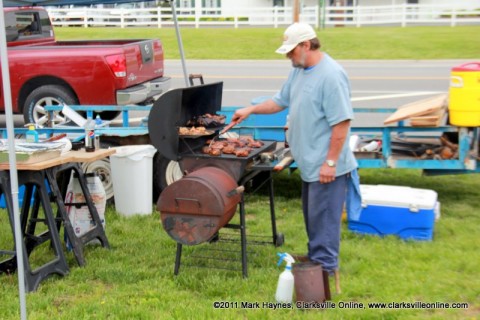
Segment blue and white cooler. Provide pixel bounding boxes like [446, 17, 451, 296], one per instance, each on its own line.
[347, 185, 438, 241]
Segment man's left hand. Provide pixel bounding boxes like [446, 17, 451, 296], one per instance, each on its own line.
[319, 163, 336, 184]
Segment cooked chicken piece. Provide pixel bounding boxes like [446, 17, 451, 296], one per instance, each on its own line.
[234, 148, 250, 157]
[222, 145, 235, 154]
[179, 127, 191, 135]
[178, 126, 208, 135]
[211, 142, 225, 150]
[248, 140, 264, 148]
[209, 148, 222, 156]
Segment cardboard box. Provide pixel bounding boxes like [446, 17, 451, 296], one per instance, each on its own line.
[348, 185, 437, 241]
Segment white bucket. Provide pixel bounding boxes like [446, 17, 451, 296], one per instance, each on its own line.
[110, 145, 157, 216]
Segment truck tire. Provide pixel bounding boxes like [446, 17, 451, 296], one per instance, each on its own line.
[152, 152, 183, 203]
[23, 85, 78, 127]
[82, 158, 115, 204]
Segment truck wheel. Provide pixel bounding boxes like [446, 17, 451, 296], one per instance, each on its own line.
[82, 158, 115, 204]
[152, 152, 183, 203]
[23, 85, 78, 127]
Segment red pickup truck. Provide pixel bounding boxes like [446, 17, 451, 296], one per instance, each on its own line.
[2, 6, 170, 127]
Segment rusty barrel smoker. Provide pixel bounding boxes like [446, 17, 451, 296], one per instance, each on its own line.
[149, 82, 251, 247]
[158, 166, 242, 245]
[149, 81, 278, 276]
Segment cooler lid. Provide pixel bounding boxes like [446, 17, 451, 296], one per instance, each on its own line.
[452, 62, 480, 72]
[360, 184, 437, 212]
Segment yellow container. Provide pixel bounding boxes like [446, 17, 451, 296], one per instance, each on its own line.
[448, 62, 480, 126]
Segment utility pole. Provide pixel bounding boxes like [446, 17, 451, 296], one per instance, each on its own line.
[293, 0, 300, 22]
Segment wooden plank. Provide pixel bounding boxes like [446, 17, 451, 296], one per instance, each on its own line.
[0, 149, 115, 171]
[383, 94, 448, 125]
[411, 108, 447, 127]
[410, 106, 445, 121]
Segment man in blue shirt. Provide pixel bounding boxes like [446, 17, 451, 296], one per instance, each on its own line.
[232, 22, 358, 294]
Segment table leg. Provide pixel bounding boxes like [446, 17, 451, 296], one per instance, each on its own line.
[0, 170, 69, 292]
[46, 162, 109, 267]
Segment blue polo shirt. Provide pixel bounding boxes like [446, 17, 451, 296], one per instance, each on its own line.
[272, 53, 358, 182]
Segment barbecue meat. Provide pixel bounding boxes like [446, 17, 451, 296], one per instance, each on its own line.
[222, 145, 235, 154]
[247, 140, 264, 148]
[211, 142, 225, 150]
[187, 113, 226, 127]
[179, 126, 208, 136]
[234, 148, 250, 157]
[209, 148, 222, 156]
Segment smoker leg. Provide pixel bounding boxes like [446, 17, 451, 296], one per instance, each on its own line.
[239, 195, 248, 278]
[268, 172, 278, 245]
[174, 243, 182, 275]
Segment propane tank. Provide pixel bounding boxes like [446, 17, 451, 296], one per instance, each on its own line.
[275, 252, 296, 303]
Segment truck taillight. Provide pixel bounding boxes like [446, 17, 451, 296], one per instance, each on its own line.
[106, 54, 127, 78]
[153, 40, 162, 62]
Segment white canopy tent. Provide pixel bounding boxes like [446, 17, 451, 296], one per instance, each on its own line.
[0, 1, 188, 318]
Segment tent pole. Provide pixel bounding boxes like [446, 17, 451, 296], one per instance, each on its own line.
[168, 0, 190, 87]
[0, 1, 27, 319]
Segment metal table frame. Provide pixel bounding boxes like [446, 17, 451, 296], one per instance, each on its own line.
[0, 149, 112, 291]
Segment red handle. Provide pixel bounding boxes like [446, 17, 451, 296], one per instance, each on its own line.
[220, 121, 238, 134]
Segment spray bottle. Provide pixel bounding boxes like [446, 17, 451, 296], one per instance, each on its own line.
[275, 252, 295, 303]
[25, 123, 39, 143]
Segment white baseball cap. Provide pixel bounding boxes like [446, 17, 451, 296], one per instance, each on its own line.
[275, 23, 317, 54]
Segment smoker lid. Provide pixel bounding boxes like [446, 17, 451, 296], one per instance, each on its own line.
[148, 82, 223, 161]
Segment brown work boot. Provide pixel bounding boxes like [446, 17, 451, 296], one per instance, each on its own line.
[323, 269, 341, 296]
[334, 269, 341, 294]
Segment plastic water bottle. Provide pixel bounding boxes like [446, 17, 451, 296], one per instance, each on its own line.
[94, 115, 102, 149]
[95, 114, 103, 126]
[275, 253, 295, 303]
[84, 116, 95, 152]
[25, 124, 39, 143]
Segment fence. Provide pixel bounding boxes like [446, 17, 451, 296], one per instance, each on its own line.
[47, 4, 480, 28]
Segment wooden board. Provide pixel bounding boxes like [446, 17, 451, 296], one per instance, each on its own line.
[0, 148, 115, 171]
[410, 106, 447, 127]
[383, 94, 448, 125]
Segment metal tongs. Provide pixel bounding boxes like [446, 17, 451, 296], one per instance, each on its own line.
[208, 121, 238, 148]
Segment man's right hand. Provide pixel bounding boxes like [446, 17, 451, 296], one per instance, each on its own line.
[231, 105, 254, 124]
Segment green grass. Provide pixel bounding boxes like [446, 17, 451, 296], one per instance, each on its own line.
[2, 25, 480, 318]
[54, 26, 480, 59]
[1, 169, 479, 319]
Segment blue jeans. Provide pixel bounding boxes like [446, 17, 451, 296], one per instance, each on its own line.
[301, 173, 348, 272]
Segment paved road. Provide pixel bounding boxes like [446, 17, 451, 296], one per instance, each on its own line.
[2, 59, 464, 128]
[166, 59, 460, 127]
